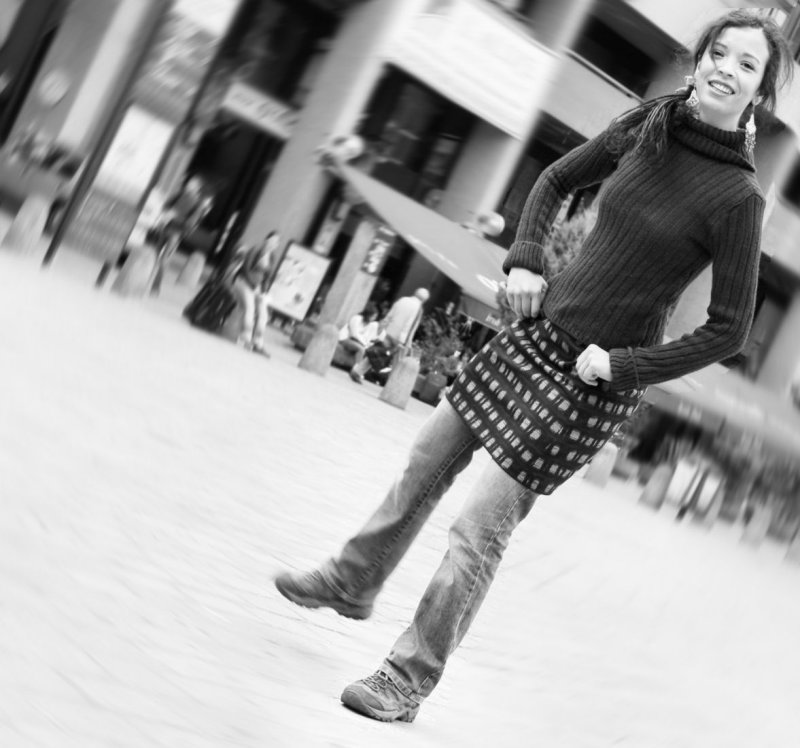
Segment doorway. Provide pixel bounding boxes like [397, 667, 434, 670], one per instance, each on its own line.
[183, 112, 284, 266]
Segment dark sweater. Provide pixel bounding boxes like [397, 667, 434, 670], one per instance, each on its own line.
[502, 112, 764, 391]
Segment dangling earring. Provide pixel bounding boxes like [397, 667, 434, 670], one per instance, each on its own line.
[683, 76, 699, 113]
[745, 108, 757, 154]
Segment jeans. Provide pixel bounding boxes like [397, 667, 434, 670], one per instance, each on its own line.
[322, 398, 537, 700]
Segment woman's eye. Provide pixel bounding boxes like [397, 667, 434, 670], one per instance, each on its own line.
[711, 49, 724, 59]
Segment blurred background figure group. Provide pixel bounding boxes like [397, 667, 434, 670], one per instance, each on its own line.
[349, 287, 430, 384]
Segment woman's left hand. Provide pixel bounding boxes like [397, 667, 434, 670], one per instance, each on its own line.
[576, 344, 612, 386]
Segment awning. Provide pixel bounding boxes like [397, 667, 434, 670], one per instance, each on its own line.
[646, 365, 800, 461]
[338, 164, 509, 329]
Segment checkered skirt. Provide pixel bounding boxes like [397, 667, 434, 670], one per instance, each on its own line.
[446, 317, 643, 495]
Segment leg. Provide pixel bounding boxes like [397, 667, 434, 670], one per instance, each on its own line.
[231, 278, 256, 346]
[275, 400, 480, 616]
[252, 293, 271, 354]
[341, 460, 536, 721]
[384, 460, 537, 696]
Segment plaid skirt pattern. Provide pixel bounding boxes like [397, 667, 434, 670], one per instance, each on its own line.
[446, 317, 643, 495]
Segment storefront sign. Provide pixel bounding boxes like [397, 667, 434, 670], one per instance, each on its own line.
[384, 0, 557, 140]
[360, 225, 396, 276]
[221, 82, 297, 140]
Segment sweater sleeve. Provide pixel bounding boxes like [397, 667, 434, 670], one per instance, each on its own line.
[609, 192, 764, 390]
[503, 130, 620, 276]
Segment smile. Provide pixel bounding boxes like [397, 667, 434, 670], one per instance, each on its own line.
[708, 80, 735, 95]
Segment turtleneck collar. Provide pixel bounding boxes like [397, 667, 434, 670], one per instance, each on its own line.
[670, 106, 754, 172]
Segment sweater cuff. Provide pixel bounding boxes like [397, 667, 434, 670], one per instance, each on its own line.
[609, 347, 641, 391]
[502, 241, 546, 276]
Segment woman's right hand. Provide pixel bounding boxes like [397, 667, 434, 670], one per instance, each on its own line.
[505, 268, 548, 319]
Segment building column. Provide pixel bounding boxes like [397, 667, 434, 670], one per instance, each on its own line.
[436, 0, 596, 225]
[238, 0, 425, 249]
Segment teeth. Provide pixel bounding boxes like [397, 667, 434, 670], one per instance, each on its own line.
[709, 81, 734, 94]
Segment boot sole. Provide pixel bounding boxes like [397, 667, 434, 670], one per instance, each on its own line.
[274, 577, 372, 620]
[341, 687, 418, 723]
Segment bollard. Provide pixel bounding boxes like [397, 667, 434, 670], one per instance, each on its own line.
[786, 530, 800, 564]
[638, 462, 674, 510]
[380, 355, 421, 410]
[1, 193, 50, 255]
[584, 442, 618, 488]
[177, 250, 206, 287]
[741, 502, 773, 547]
[111, 246, 158, 297]
[298, 323, 339, 375]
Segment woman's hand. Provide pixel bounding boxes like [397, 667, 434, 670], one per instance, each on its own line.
[576, 344, 612, 386]
[505, 268, 548, 319]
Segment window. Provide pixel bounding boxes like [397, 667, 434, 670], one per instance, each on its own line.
[571, 16, 658, 96]
[0, 0, 65, 145]
[783, 3, 800, 63]
[0, 1, 23, 49]
[358, 67, 475, 202]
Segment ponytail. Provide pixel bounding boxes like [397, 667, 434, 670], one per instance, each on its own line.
[605, 90, 690, 160]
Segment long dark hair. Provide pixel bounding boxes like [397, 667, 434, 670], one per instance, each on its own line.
[605, 10, 793, 159]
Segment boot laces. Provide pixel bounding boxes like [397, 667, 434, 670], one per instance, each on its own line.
[362, 670, 398, 698]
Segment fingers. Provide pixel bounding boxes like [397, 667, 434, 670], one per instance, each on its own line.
[575, 344, 612, 386]
[504, 280, 548, 319]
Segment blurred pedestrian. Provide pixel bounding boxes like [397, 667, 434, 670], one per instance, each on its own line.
[349, 288, 429, 383]
[275, 10, 792, 724]
[231, 231, 281, 355]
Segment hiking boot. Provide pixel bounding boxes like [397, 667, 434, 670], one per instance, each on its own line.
[341, 669, 420, 723]
[274, 569, 372, 620]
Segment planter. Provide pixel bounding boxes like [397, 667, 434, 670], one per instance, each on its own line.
[417, 372, 448, 405]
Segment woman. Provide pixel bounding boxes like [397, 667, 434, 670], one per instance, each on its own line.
[339, 302, 381, 374]
[231, 231, 281, 355]
[275, 11, 792, 723]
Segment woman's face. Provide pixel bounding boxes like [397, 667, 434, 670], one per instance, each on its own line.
[694, 26, 770, 131]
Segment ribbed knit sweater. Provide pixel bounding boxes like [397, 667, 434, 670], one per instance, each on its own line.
[502, 112, 764, 391]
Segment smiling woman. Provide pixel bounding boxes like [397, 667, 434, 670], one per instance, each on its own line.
[692, 26, 770, 132]
[273, 8, 796, 727]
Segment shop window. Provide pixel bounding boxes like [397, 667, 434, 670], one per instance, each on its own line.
[497, 113, 585, 246]
[358, 66, 475, 202]
[571, 14, 658, 97]
[220, 0, 336, 104]
[0, 0, 65, 145]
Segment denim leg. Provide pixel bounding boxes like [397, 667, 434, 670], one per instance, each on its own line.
[383, 459, 537, 699]
[323, 399, 480, 606]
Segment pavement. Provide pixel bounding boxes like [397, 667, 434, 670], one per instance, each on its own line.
[1, 244, 799, 747]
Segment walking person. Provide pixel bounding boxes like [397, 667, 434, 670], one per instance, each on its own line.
[349, 287, 429, 383]
[275, 10, 792, 723]
[231, 231, 281, 355]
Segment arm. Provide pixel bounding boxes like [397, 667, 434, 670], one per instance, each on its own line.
[608, 192, 764, 390]
[503, 130, 620, 276]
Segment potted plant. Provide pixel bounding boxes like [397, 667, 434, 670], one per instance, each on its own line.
[413, 308, 468, 404]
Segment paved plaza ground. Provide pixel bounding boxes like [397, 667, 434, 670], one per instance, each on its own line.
[1, 246, 799, 747]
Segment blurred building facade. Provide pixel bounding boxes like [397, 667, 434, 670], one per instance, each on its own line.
[2, 0, 800, 410]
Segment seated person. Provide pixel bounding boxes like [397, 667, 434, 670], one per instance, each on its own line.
[231, 231, 281, 355]
[339, 302, 381, 370]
